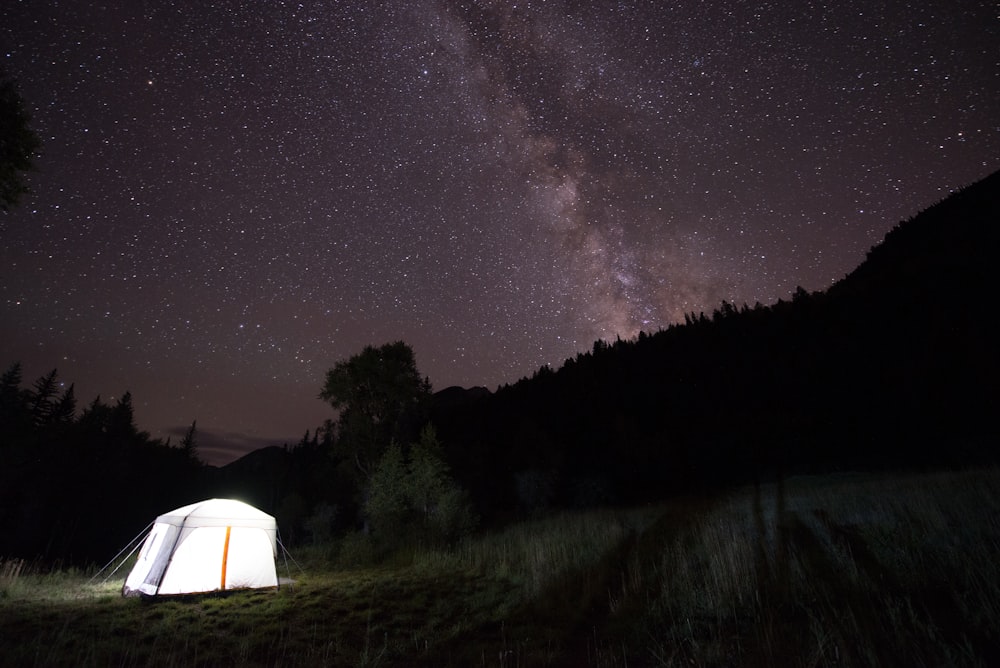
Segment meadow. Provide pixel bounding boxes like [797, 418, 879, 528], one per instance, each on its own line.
[2, 467, 998, 666]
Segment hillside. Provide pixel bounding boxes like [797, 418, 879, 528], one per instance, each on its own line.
[431, 170, 1000, 517]
[3, 171, 996, 565]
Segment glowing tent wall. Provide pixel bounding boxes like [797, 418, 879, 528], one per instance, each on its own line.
[122, 499, 278, 597]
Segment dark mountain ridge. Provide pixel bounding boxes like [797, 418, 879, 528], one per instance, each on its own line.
[430, 169, 1000, 516]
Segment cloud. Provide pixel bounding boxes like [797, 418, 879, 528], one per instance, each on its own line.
[164, 424, 288, 467]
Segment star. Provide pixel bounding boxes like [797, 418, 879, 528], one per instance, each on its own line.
[0, 0, 997, 464]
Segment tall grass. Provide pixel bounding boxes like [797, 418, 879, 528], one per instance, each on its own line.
[1, 558, 27, 597]
[631, 468, 1000, 666]
[416, 507, 661, 596]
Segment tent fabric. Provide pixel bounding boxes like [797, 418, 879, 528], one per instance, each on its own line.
[122, 499, 278, 597]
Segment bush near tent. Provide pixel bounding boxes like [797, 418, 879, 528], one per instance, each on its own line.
[122, 499, 278, 598]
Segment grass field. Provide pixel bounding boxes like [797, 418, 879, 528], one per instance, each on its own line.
[2, 467, 999, 666]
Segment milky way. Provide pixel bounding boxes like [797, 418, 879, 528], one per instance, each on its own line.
[2, 1, 998, 463]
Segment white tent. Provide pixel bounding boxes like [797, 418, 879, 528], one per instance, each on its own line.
[122, 498, 278, 597]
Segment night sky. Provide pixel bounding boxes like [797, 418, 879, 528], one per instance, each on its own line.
[2, 1, 998, 465]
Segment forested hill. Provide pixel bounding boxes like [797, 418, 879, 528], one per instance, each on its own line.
[431, 169, 1000, 516]
[3, 171, 995, 563]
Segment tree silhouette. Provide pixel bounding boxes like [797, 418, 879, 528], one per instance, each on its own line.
[0, 362, 23, 407]
[180, 419, 200, 462]
[28, 369, 59, 427]
[0, 72, 41, 211]
[49, 383, 76, 426]
[320, 341, 432, 479]
[0, 362, 28, 441]
[0, 364, 208, 562]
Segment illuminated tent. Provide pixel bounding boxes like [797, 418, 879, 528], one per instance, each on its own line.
[122, 499, 278, 597]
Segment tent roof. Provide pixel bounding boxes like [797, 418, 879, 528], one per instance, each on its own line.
[155, 498, 276, 530]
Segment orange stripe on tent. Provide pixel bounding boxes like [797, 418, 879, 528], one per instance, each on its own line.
[221, 525, 232, 590]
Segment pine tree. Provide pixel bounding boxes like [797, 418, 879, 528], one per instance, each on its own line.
[365, 425, 477, 547]
[365, 442, 410, 540]
[29, 369, 59, 427]
[180, 419, 199, 462]
[49, 383, 76, 425]
[0, 362, 26, 430]
[408, 424, 450, 517]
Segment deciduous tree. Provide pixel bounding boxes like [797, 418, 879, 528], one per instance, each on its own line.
[319, 341, 431, 479]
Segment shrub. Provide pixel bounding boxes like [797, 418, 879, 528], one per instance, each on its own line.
[365, 426, 478, 551]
